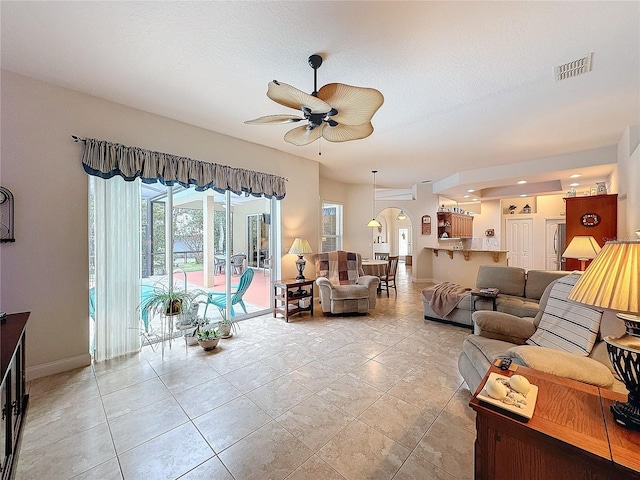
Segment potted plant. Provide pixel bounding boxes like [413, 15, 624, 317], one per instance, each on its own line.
[217, 311, 238, 339]
[196, 327, 220, 351]
[139, 285, 207, 320]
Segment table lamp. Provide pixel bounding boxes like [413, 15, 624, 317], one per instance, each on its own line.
[568, 240, 640, 431]
[562, 235, 601, 271]
[288, 237, 313, 280]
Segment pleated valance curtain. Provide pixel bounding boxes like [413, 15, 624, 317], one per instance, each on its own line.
[79, 137, 287, 199]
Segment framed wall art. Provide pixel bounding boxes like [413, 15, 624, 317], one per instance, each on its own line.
[421, 215, 431, 235]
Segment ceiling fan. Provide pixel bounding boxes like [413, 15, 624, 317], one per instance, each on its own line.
[245, 54, 384, 146]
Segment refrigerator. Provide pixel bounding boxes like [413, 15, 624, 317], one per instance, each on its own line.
[554, 223, 567, 271]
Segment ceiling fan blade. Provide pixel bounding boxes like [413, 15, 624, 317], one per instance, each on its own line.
[283, 124, 324, 146]
[267, 81, 332, 114]
[317, 83, 384, 126]
[244, 115, 304, 125]
[321, 122, 374, 143]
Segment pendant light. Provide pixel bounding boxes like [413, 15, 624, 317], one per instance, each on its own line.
[397, 210, 407, 220]
[367, 170, 382, 228]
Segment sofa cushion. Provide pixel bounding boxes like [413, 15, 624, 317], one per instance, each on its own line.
[496, 295, 540, 318]
[507, 345, 614, 388]
[476, 265, 526, 297]
[465, 335, 518, 365]
[524, 270, 568, 300]
[526, 274, 602, 356]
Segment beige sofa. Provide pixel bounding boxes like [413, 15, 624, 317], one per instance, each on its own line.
[458, 276, 627, 393]
[423, 265, 567, 327]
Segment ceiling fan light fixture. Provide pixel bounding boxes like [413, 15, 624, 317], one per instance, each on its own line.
[245, 54, 383, 146]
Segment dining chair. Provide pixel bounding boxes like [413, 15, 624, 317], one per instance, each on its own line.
[374, 253, 389, 260]
[379, 255, 399, 297]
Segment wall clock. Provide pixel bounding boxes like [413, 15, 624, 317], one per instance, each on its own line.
[581, 213, 600, 227]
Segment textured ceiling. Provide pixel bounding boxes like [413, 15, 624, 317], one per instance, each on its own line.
[2, 1, 638, 199]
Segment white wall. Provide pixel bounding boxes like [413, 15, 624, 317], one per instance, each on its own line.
[615, 125, 640, 238]
[0, 71, 320, 379]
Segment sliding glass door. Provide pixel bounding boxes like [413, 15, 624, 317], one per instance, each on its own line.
[90, 182, 278, 358]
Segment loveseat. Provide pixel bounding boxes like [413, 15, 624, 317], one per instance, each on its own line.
[458, 274, 627, 393]
[315, 251, 380, 315]
[422, 265, 567, 327]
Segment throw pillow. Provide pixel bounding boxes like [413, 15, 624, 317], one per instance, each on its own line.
[526, 273, 602, 356]
[507, 345, 614, 388]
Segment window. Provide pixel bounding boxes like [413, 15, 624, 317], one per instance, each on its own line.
[321, 202, 343, 252]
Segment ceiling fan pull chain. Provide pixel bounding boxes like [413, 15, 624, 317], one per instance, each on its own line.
[318, 137, 322, 156]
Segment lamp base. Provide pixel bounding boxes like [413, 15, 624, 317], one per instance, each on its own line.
[610, 400, 640, 431]
[295, 255, 306, 280]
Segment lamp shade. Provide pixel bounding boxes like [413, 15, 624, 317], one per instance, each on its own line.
[562, 235, 601, 260]
[397, 210, 407, 220]
[568, 240, 639, 314]
[367, 219, 382, 228]
[288, 237, 313, 255]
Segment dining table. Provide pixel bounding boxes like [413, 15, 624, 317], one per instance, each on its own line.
[361, 259, 388, 277]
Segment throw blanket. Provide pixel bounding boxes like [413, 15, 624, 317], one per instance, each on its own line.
[426, 282, 471, 318]
[315, 251, 359, 285]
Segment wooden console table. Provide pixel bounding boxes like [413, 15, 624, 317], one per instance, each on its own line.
[470, 365, 640, 480]
[273, 279, 314, 322]
[1, 312, 30, 480]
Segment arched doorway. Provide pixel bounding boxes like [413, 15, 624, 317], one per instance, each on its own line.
[373, 207, 413, 264]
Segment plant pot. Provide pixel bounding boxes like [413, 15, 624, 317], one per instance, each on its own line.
[197, 338, 220, 351]
[219, 323, 232, 338]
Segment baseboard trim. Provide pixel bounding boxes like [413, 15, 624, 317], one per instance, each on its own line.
[26, 353, 92, 382]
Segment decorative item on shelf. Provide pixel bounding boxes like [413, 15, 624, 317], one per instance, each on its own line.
[567, 188, 577, 198]
[288, 237, 313, 280]
[568, 240, 640, 431]
[485, 229, 495, 237]
[421, 215, 431, 235]
[590, 186, 597, 196]
[596, 181, 608, 195]
[508, 205, 517, 214]
[523, 204, 531, 214]
[0, 186, 15, 243]
[366, 170, 381, 228]
[562, 235, 601, 271]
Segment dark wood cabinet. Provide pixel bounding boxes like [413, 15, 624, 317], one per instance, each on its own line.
[1, 312, 29, 480]
[564, 194, 617, 271]
[470, 365, 640, 480]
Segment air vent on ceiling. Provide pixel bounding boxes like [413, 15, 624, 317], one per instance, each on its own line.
[555, 53, 593, 81]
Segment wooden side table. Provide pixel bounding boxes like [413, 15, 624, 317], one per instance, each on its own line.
[470, 365, 640, 480]
[274, 279, 314, 322]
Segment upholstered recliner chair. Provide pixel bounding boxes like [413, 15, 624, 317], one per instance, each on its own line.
[314, 251, 380, 314]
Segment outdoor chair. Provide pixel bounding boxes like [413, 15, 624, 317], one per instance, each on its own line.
[379, 255, 399, 297]
[230, 253, 247, 275]
[202, 267, 254, 318]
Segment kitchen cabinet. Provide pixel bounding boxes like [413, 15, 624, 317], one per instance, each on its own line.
[437, 212, 473, 239]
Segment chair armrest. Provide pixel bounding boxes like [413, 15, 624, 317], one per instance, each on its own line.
[472, 311, 536, 344]
[316, 277, 333, 288]
[507, 345, 615, 388]
[357, 275, 380, 289]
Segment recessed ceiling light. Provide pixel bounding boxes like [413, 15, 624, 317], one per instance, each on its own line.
[517, 180, 527, 184]
[520, 194, 527, 197]
[467, 189, 475, 193]
[421, 180, 432, 183]
[463, 195, 470, 198]
[472, 198, 478, 201]
[570, 182, 580, 187]
[570, 174, 581, 178]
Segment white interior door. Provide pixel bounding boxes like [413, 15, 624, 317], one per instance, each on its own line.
[505, 218, 533, 269]
[398, 227, 409, 258]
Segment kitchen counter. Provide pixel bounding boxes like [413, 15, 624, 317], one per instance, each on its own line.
[424, 247, 507, 262]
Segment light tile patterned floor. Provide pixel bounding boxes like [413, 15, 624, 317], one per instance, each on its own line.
[16, 266, 476, 480]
